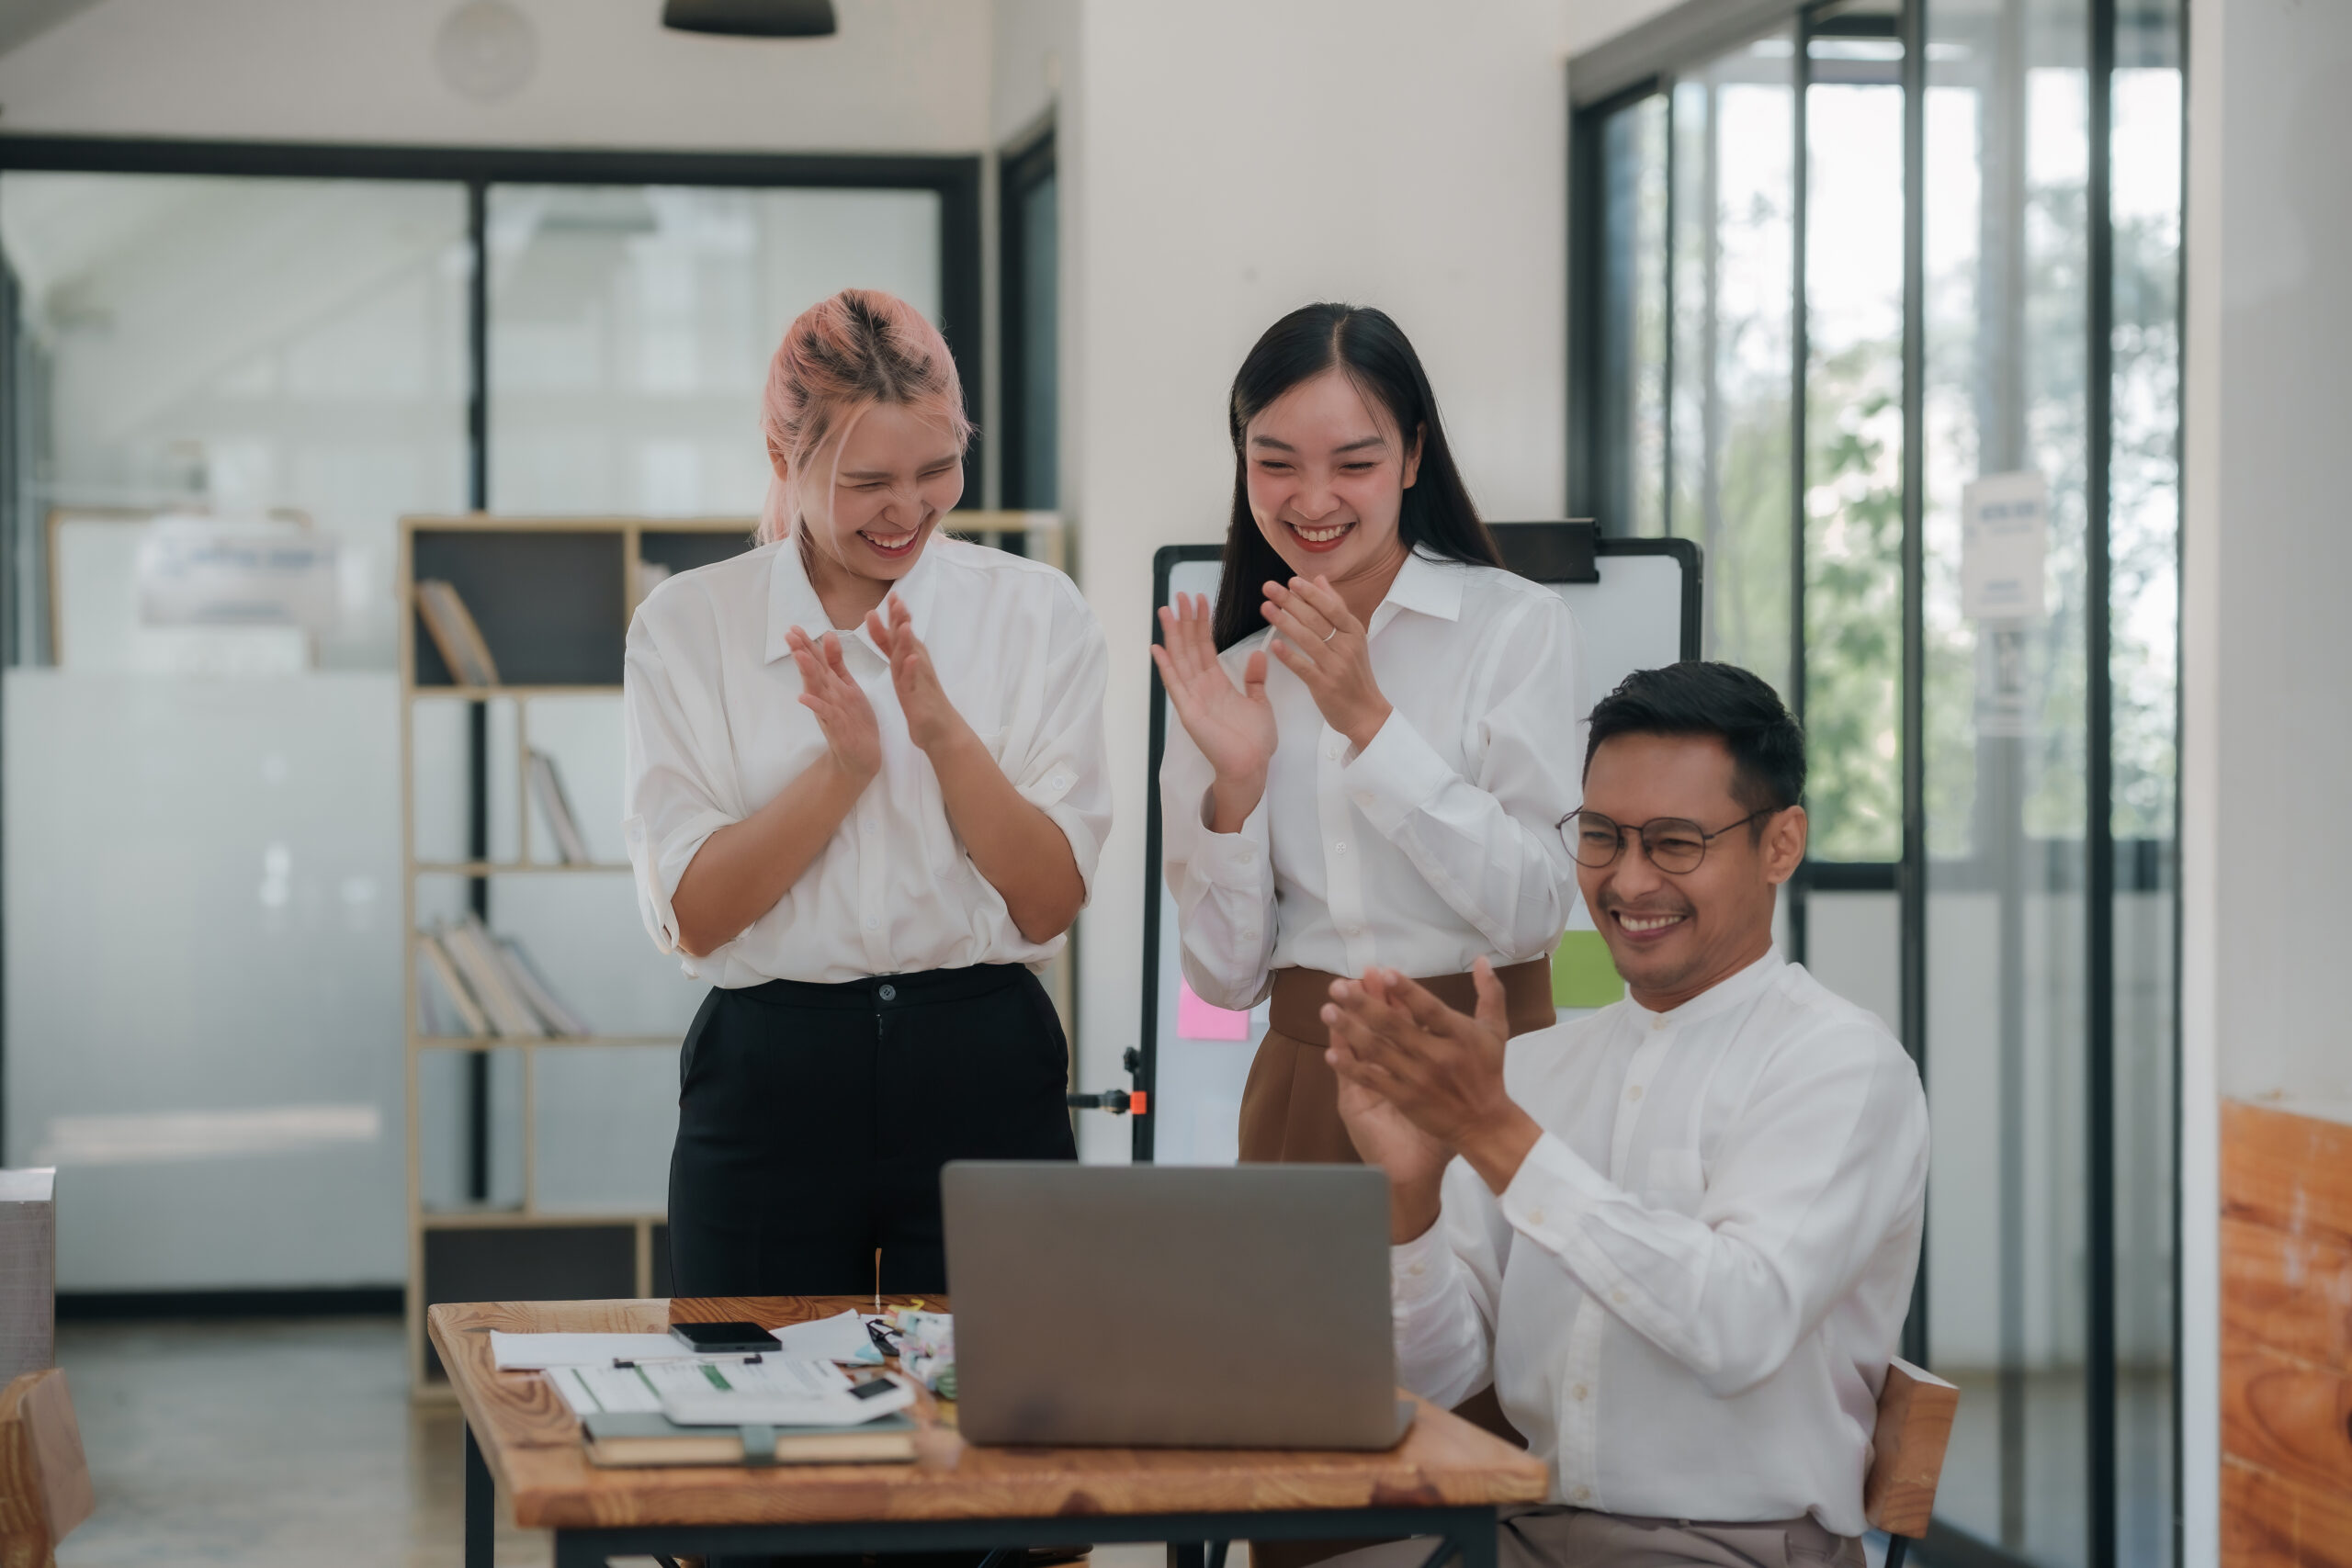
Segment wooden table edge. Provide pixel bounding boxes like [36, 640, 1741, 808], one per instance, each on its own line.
[426, 1301, 524, 1495]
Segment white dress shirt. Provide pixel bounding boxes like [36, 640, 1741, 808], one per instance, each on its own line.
[1159, 550, 1583, 1010]
[1392, 952, 1928, 1536]
[623, 535, 1111, 987]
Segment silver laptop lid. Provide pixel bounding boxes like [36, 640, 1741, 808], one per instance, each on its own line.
[943, 1162, 1401, 1450]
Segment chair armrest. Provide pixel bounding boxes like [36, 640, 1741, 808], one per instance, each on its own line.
[0, 1367, 95, 1560]
[1863, 1357, 1959, 1538]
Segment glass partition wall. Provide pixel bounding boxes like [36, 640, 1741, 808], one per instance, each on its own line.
[0, 143, 977, 1303]
[1571, 2, 2182, 1563]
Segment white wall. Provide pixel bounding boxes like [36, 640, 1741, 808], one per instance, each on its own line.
[0, 0, 989, 152]
[1561, 0, 1683, 57]
[2192, 0, 2352, 1112]
[2179, 0, 2352, 1560]
[1064, 0, 1577, 1159]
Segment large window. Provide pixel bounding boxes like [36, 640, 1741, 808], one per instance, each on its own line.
[1571, 2, 2182, 1563]
[0, 142, 978, 1295]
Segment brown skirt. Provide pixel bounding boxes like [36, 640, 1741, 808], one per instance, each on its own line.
[1237, 958, 1557, 1166]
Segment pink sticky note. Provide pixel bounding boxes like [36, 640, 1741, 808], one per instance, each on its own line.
[1176, 980, 1251, 1042]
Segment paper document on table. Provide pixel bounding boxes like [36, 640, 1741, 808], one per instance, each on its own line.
[764, 1309, 872, 1362]
[649, 1358, 917, 1427]
[491, 1331, 710, 1370]
[548, 1364, 666, 1417]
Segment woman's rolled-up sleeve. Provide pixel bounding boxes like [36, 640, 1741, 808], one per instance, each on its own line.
[622, 605, 743, 957]
[1006, 582, 1114, 900]
[1341, 591, 1583, 962]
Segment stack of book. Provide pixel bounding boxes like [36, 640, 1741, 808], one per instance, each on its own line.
[415, 913, 590, 1039]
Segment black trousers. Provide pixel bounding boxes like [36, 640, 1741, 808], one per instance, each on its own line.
[667, 963, 1078, 1299]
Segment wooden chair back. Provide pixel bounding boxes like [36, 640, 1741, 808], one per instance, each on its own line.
[0, 1369, 93, 1568]
[1863, 1358, 1959, 1540]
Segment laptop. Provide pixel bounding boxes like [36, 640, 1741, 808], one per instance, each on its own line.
[942, 1161, 1412, 1450]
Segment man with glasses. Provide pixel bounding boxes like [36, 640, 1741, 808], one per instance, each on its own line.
[1314, 661, 1927, 1568]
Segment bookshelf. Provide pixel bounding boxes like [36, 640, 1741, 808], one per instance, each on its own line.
[397, 511, 1067, 1395]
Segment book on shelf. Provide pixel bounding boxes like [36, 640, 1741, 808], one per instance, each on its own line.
[437, 915, 545, 1037]
[415, 929, 490, 1038]
[414, 579, 500, 687]
[421, 915, 594, 1041]
[498, 937, 590, 1038]
[527, 750, 594, 864]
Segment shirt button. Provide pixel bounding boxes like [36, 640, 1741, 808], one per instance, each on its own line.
[1342, 924, 1362, 939]
[878, 984, 898, 1001]
[1626, 1085, 1644, 1102]
[1611, 1289, 1628, 1305]
[1240, 927, 1258, 942]
[1327, 739, 1344, 760]
[1650, 1018, 1666, 1032]
[1527, 1207, 1545, 1225]
[1408, 1261, 1426, 1278]
[1333, 840, 1349, 854]
[1238, 847, 1256, 863]
[864, 916, 880, 931]
[1048, 773, 1069, 791]
[1571, 1485, 1592, 1504]
[1353, 792, 1373, 808]
[1572, 1382, 1589, 1402]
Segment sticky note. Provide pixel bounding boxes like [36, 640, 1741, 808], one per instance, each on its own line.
[1176, 980, 1251, 1042]
[1553, 930, 1624, 1010]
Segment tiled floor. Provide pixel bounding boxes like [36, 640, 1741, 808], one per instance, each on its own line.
[56, 1315, 554, 1567]
[48, 1315, 1167, 1568]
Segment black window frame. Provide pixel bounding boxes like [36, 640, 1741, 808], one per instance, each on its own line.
[996, 122, 1057, 513]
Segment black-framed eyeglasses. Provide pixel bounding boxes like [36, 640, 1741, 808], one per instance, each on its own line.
[1557, 807, 1774, 874]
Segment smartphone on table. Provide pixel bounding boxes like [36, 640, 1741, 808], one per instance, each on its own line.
[668, 1320, 775, 1354]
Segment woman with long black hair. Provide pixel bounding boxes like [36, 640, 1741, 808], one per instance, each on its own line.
[1156, 302, 1583, 1165]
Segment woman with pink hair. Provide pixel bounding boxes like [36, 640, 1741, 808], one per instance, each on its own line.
[623, 288, 1107, 1299]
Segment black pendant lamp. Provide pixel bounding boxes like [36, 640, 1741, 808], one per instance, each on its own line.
[662, 0, 837, 37]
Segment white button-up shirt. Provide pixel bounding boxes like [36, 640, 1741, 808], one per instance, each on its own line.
[1392, 952, 1928, 1536]
[622, 535, 1111, 987]
[1159, 551, 1583, 1009]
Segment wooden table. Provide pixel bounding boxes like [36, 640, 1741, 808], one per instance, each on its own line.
[430, 1296, 1551, 1568]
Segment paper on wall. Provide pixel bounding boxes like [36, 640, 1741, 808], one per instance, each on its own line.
[1960, 471, 2049, 622]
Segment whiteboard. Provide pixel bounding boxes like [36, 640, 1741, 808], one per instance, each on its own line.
[1135, 525, 1699, 1164]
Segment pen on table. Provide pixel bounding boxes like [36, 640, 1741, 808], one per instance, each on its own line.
[611, 1352, 765, 1368]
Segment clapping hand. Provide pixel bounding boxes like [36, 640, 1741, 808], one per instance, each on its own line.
[1261, 575, 1393, 751]
[785, 627, 881, 786]
[865, 594, 967, 754]
[1330, 1040, 1452, 1243]
[1151, 591, 1278, 832]
[1324, 960, 1544, 1208]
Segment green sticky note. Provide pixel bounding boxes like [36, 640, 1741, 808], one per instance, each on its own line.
[1553, 930, 1624, 1010]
